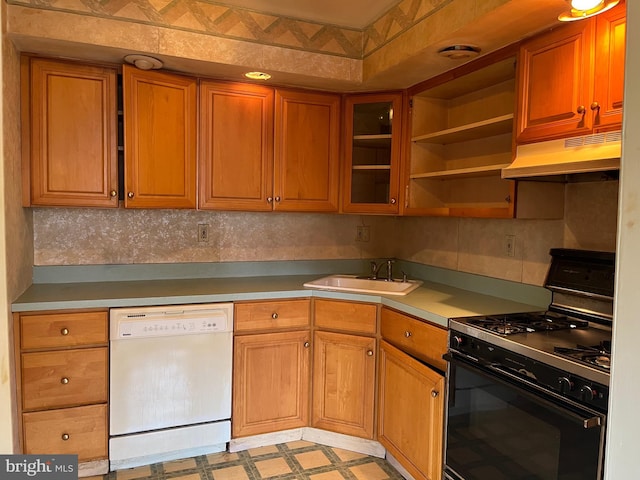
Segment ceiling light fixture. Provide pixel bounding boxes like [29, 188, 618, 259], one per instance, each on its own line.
[123, 54, 163, 70]
[245, 71, 272, 81]
[558, 0, 620, 22]
[437, 45, 481, 60]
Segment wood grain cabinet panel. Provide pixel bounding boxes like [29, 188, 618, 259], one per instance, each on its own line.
[24, 57, 118, 207]
[232, 330, 311, 437]
[123, 65, 197, 208]
[312, 331, 376, 439]
[274, 89, 340, 212]
[378, 340, 444, 480]
[20, 311, 108, 349]
[23, 404, 108, 461]
[199, 81, 274, 211]
[313, 298, 377, 335]
[235, 299, 310, 332]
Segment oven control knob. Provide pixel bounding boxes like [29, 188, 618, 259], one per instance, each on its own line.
[580, 385, 596, 401]
[558, 377, 574, 393]
[452, 335, 464, 348]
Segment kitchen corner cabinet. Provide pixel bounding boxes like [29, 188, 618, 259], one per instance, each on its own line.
[22, 57, 118, 208]
[232, 299, 311, 437]
[405, 48, 517, 218]
[13, 310, 109, 463]
[274, 89, 341, 212]
[199, 81, 274, 211]
[516, 0, 625, 143]
[123, 65, 197, 208]
[312, 299, 377, 439]
[342, 93, 404, 214]
[378, 307, 447, 480]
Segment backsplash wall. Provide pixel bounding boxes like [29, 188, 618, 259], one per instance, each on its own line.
[33, 180, 619, 286]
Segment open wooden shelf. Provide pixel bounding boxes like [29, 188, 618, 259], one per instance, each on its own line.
[411, 114, 514, 145]
[410, 163, 511, 180]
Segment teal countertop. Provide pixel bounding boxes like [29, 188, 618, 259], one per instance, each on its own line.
[12, 271, 546, 328]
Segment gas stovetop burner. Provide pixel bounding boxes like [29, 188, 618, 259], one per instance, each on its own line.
[554, 342, 612, 371]
[466, 312, 589, 336]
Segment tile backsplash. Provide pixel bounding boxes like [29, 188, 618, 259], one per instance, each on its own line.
[33, 180, 619, 286]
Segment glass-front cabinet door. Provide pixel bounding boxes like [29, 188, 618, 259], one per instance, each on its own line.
[342, 93, 403, 214]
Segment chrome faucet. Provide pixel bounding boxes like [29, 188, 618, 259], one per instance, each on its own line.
[370, 259, 395, 281]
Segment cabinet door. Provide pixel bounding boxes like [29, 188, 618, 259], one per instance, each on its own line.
[342, 93, 403, 214]
[516, 20, 595, 143]
[26, 58, 118, 207]
[199, 81, 274, 211]
[274, 89, 340, 212]
[233, 330, 310, 437]
[312, 331, 376, 439]
[593, 1, 626, 131]
[123, 65, 197, 208]
[378, 340, 444, 480]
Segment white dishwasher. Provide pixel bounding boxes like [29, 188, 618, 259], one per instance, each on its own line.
[109, 303, 233, 470]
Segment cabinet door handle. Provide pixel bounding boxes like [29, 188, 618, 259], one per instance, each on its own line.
[275, 196, 281, 202]
[267, 197, 273, 203]
[61, 433, 70, 441]
[304, 341, 310, 348]
[431, 390, 439, 398]
[271, 312, 278, 319]
[404, 331, 412, 338]
[127, 192, 134, 199]
[60, 377, 69, 385]
[591, 102, 600, 111]
[366, 349, 374, 357]
[110, 190, 117, 198]
[60, 327, 69, 336]
[576, 105, 586, 115]
[390, 198, 397, 205]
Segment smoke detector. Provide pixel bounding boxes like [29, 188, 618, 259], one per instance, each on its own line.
[124, 55, 163, 71]
[438, 45, 481, 60]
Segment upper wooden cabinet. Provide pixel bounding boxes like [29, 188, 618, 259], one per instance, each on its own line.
[23, 57, 118, 208]
[516, 1, 625, 143]
[123, 65, 197, 208]
[274, 89, 341, 212]
[405, 47, 517, 218]
[199, 81, 274, 211]
[342, 92, 404, 215]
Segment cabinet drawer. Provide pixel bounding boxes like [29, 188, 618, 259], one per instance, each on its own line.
[235, 299, 310, 332]
[314, 299, 377, 334]
[21, 347, 108, 411]
[21, 311, 108, 349]
[23, 403, 107, 462]
[381, 308, 447, 371]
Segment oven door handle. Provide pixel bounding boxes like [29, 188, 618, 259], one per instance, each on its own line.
[446, 350, 605, 429]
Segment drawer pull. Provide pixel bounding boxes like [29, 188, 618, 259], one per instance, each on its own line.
[61, 433, 70, 441]
[431, 390, 439, 398]
[271, 312, 279, 319]
[60, 377, 69, 385]
[404, 331, 412, 338]
[366, 350, 374, 357]
[304, 341, 310, 348]
[60, 327, 69, 336]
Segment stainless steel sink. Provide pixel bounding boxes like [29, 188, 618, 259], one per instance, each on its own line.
[303, 274, 422, 296]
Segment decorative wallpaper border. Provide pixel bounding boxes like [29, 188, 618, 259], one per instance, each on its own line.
[7, 0, 451, 59]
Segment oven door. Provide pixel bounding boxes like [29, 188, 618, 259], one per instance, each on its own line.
[444, 353, 606, 480]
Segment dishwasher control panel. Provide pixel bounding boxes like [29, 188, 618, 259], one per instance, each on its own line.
[110, 303, 233, 339]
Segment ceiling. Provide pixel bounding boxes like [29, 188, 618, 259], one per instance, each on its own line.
[211, 0, 402, 29]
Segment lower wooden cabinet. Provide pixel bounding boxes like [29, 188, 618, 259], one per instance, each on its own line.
[14, 309, 109, 463]
[312, 331, 376, 438]
[378, 340, 445, 480]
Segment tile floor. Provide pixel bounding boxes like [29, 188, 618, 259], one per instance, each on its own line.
[90, 441, 404, 480]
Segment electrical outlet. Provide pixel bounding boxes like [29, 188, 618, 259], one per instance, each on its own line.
[198, 224, 209, 243]
[356, 226, 370, 242]
[505, 234, 516, 257]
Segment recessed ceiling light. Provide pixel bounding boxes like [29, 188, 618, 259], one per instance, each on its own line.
[558, 0, 619, 21]
[245, 71, 272, 81]
[438, 45, 481, 60]
[123, 54, 163, 70]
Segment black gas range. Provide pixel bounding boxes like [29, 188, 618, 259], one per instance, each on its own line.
[444, 248, 615, 480]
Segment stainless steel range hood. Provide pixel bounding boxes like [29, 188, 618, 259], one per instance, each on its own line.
[502, 131, 621, 180]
